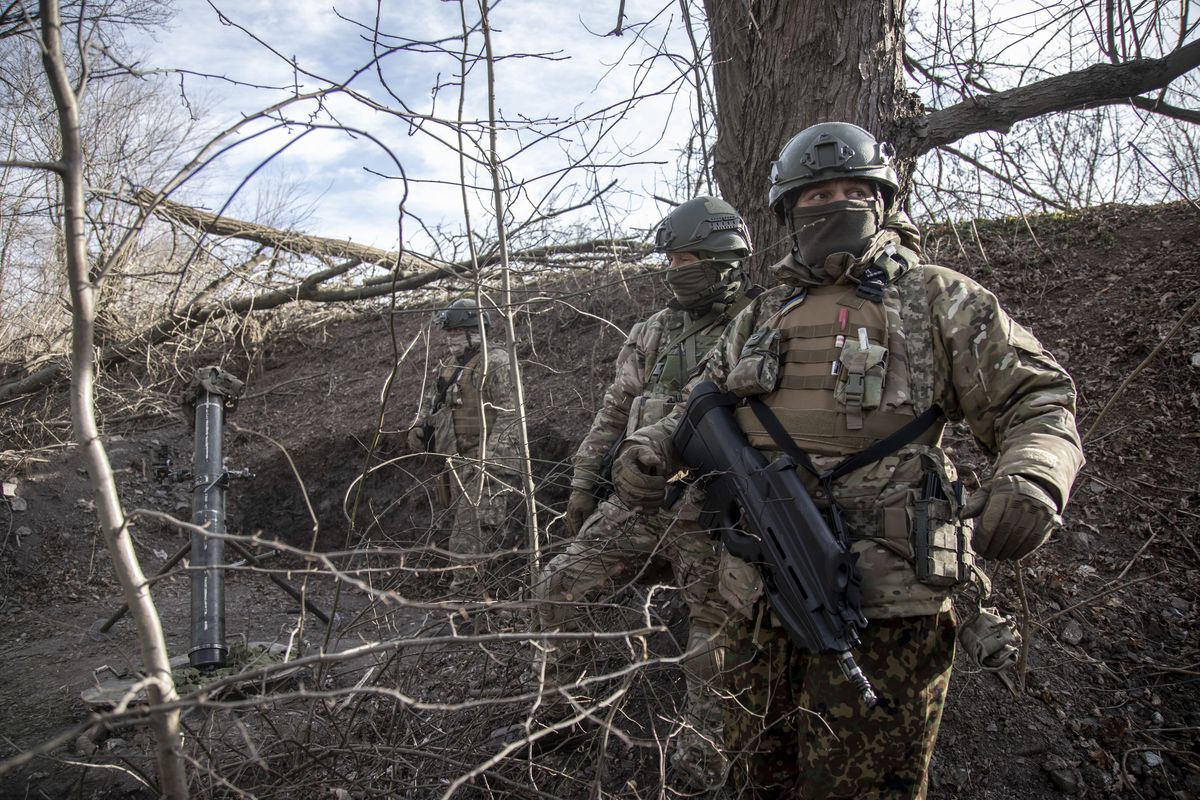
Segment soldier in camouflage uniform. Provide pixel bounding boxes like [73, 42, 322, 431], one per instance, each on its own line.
[533, 197, 757, 788]
[408, 298, 520, 586]
[612, 122, 1085, 798]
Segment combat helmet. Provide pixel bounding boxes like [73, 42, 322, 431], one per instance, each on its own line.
[435, 298, 491, 330]
[653, 196, 752, 262]
[767, 122, 899, 222]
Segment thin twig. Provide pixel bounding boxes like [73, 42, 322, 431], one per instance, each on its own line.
[1039, 568, 1168, 624]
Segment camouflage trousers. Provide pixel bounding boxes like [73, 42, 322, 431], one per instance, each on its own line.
[724, 610, 956, 799]
[533, 493, 729, 785]
[438, 456, 517, 566]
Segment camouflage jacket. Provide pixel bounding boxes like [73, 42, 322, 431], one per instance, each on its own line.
[629, 246, 1084, 617]
[571, 287, 755, 493]
[414, 345, 521, 474]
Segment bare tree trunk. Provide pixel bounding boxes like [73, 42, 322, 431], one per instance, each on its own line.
[38, 1, 188, 796]
[703, 0, 919, 279]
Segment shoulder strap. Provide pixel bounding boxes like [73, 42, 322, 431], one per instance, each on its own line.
[896, 263, 935, 415]
[644, 307, 721, 383]
[746, 397, 944, 482]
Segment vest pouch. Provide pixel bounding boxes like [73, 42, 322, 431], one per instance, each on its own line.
[913, 468, 974, 589]
[834, 339, 888, 411]
[625, 396, 647, 438]
[877, 451, 973, 590]
[624, 394, 676, 437]
[913, 491, 962, 587]
[639, 395, 675, 428]
[862, 345, 888, 409]
[727, 329, 780, 397]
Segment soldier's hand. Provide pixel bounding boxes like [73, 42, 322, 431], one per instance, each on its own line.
[565, 489, 597, 535]
[612, 442, 667, 511]
[406, 424, 425, 452]
[965, 475, 1060, 560]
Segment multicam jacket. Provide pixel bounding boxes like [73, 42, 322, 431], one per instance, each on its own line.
[571, 285, 756, 494]
[414, 345, 521, 484]
[629, 234, 1084, 618]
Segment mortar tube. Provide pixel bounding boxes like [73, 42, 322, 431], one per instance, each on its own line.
[189, 389, 228, 670]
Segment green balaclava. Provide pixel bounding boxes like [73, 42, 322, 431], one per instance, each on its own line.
[652, 196, 752, 312]
[664, 257, 734, 310]
[788, 197, 883, 277]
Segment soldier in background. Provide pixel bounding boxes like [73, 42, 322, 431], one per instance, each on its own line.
[533, 197, 758, 788]
[408, 298, 519, 591]
[612, 122, 1084, 797]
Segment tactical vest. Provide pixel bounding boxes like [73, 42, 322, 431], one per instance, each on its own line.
[432, 350, 497, 456]
[453, 351, 499, 453]
[626, 302, 748, 438]
[734, 274, 943, 457]
[728, 265, 975, 605]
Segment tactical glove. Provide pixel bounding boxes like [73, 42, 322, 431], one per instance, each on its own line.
[612, 442, 667, 511]
[964, 474, 1060, 560]
[406, 421, 430, 452]
[565, 489, 597, 535]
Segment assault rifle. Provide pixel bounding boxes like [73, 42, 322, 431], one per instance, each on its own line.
[670, 380, 877, 706]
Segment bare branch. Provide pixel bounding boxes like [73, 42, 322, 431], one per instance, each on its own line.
[1129, 93, 1200, 123]
[896, 38, 1200, 157]
[134, 188, 435, 271]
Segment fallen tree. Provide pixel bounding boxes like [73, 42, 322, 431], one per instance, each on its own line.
[0, 193, 647, 403]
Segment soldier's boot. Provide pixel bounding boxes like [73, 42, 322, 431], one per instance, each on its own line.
[668, 622, 728, 792]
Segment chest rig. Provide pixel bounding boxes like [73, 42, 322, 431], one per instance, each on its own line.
[434, 350, 496, 454]
[626, 298, 751, 437]
[735, 255, 941, 458]
[730, 253, 976, 594]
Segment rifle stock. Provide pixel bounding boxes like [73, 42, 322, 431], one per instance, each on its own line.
[671, 381, 877, 706]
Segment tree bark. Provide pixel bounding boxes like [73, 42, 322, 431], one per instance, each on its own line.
[703, 3, 1199, 284]
[703, 0, 917, 280]
[38, 1, 189, 796]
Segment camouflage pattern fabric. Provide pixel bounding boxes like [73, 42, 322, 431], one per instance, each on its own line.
[571, 299, 739, 494]
[412, 344, 521, 563]
[534, 490, 728, 785]
[444, 458, 518, 559]
[542, 294, 753, 786]
[626, 240, 1084, 618]
[723, 611, 956, 799]
[619, 221, 1082, 796]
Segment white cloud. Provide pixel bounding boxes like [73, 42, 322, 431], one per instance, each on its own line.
[139, 0, 696, 253]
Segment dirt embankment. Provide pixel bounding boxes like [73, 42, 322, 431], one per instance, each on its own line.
[0, 201, 1197, 798]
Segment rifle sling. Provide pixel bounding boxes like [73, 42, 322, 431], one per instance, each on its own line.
[746, 398, 944, 484]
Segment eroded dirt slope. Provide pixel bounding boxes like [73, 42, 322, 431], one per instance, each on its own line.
[0, 201, 1197, 798]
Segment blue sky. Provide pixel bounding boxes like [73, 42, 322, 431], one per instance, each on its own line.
[140, 0, 698, 258]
